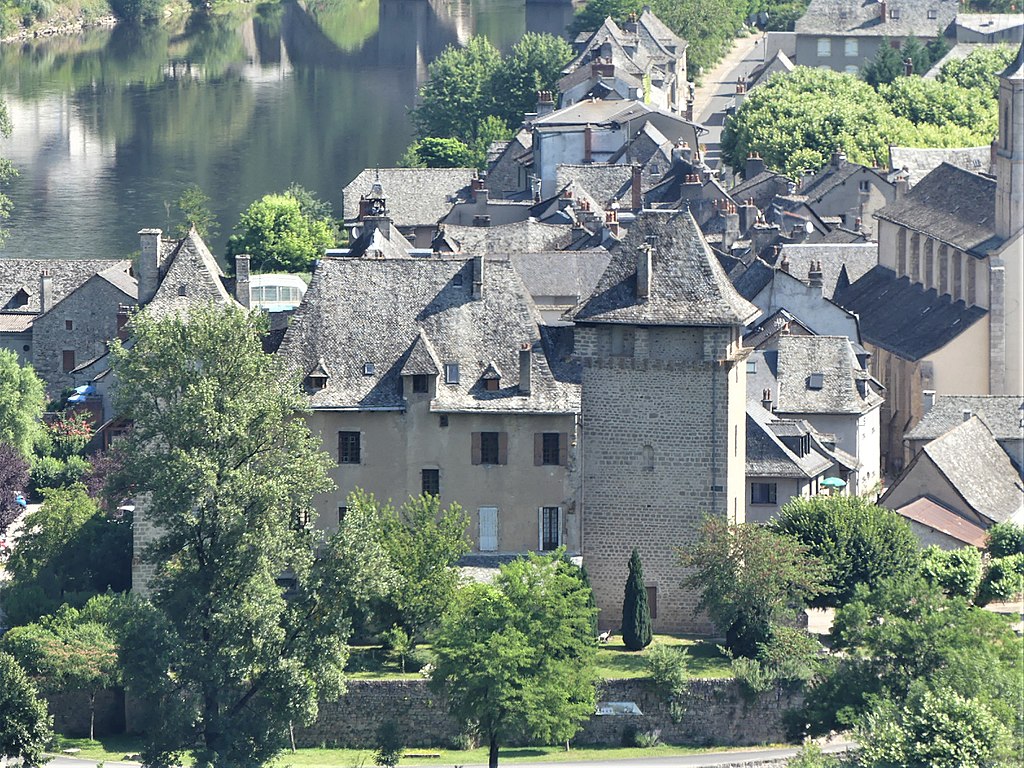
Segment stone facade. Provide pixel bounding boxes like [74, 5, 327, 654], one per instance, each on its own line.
[577, 324, 747, 633]
[45, 689, 125, 738]
[288, 678, 797, 749]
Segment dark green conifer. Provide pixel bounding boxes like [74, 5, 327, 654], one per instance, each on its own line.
[622, 548, 652, 651]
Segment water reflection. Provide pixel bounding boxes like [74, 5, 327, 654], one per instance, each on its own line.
[0, 0, 572, 259]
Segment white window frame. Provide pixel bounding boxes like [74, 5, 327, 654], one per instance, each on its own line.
[479, 507, 498, 551]
[817, 38, 831, 58]
[538, 506, 561, 551]
[844, 38, 858, 57]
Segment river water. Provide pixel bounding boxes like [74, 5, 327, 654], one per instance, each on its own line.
[0, 0, 574, 259]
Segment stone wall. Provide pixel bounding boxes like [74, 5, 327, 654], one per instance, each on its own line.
[292, 678, 798, 749]
[46, 689, 125, 738]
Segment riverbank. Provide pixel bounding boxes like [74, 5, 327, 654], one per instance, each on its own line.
[1, 10, 117, 44]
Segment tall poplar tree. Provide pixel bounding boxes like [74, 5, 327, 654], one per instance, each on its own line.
[622, 548, 652, 651]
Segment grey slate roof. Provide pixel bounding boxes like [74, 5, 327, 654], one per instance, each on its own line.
[556, 164, 635, 208]
[795, 0, 957, 37]
[276, 256, 578, 413]
[506, 249, 612, 303]
[732, 258, 774, 301]
[777, 243, 878, 299]
[730, 170, 794, 212]
[742, 308, 812, 349]
[834, 265, 987, 360]
[799, 161, 891, 203]
[342, 168, 477, 228]
[874, 163, 1001, 256]
[746, 50, 794, 91]
[0, 259, 129, 313]
[774, 335, 883, 415]
[95, 265, 139, 300]
[445, 220, 575, 254]
[906, 395, 1024, 442]
[888, 146, 992, 187]
[922, 416, 1023, 524]
[570, 209, 758, 327]
[746, 409, 833, 479]
[145, 229, 237, 317]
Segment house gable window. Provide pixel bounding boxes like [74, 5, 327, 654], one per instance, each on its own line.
[844, 38, 858, 57]
[65, 319, 74, 331]
[62, 350, 75, 372]
[445, 362, 460, 384]
[751, 482, 777, 505]
[338, 431, 361, 464]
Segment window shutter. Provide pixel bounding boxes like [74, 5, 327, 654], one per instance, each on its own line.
[559, 433, 569, 466]
[498, 432, 508, 465]
[471, 432, 482, 465]
[534, 433, 543, 466]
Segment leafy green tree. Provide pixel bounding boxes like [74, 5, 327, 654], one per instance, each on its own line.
[404, 137, 478, 169]
[579, 563, 599, 636]
[880, 75, 997, 137]
[1, 484, 130, 626]
[622, 548, 652, 651]
[976, 552, 1024, 606]
[570, 0, 641, 36]
[644, 644, 688, 698]
[413, 36, 503, 142]
[109, 304, 354, 768]
[920, 545, 983, 600]
[770, 495, 920, 607]
[491, 33, 573, 128]
[861, 40, 906, 87]
[858, 687, 1010, 768]
[680, 517, 827, 657]
[226, 191, 336, 273]
[0, 349, 45, 460]
[899, 36, 931, 76]
[373, 720, 404, 768]
[174, 183, 219, 241]
[648, 0, 745, 75]
[3, 603, 120, 741]
[0, 651, 52, 766]
[0, 99, 15, 246]
[938, 43, 1018, 97]
[377, 493, 470, 638]
[986, 521, 1024, 558]
[108, 0, 164, 23]
[431, 552, 598, 768]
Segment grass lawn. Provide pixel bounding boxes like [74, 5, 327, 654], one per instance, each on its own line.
[54, 738, 780, 766]
[595, 633, 732, 680]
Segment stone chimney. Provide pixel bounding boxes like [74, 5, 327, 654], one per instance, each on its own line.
[235, 254, 251, 309]
[735, 77, 747, 109]
[778, 247, 790, 273]
[584, 124, 593, 163]
[631, 165, 643, 210]
[745, 153, 765, 179]
[636, 242, 653, 300]
[39, 270, 52, 314]
[722, 202, 740, 251]
[808, 260, 824, 292]
[519, 343, 532, 395]
[752, 223, 781, 259]
[738, 199, 758, 233]
[536, 90, 555, 116]
[472, 255, 485, 300]
[137, 228, 163, 305]
[879, 0, 887, 21]
[831, 148, 847, 169]
[685, 96, 694, 122]
[761, 388, 773, 412]
[922, 390, 936, 414]
[895, 176, 909, 199]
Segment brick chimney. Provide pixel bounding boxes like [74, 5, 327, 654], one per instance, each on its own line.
[137, 228, 163, 305]
[879, 0, 887, 21]
[519, 343, 532, 395]
[235, 254, 251, 309]
[472, 255, 485, 300]
[808, 260, 824, 292]
[536, 90, 555, 116]
[605, 209, 620, 238]
[39, 270, 52, 314]
[631, 165, 643, 210]
[722, 202, 740, 251]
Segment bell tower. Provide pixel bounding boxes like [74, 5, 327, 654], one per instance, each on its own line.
[996, 44, 1023, 240]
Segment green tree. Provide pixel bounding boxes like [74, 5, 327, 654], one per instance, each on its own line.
[621, 548, 652, 651]
[110, 304, 353, 768]
[880, 75, 997, 137]
[3, 603, 120, 741]
[405, 137, 478, 169]
[0, 651, 53, 766]
[680, 517, 827, 657]
[648, 0, 745, 75]
[938, 43, 1018, 97]
[861, 40, 905, 87]
[920, 545, 983, 600]
[373, 720, 404, 768]
[412, 36, 503, 142]
[491, 33, 573, 128]
[1, 484, 131, 626]
[377, 493, 470, 639]
[431, 552, 598, 768]
[579, 563, 599, 637]
[108, 0, 165, 23]
[899, 36, 931, 76]
[174, 183, 219, 241]
[976, 552, 1024, 606]
[985, 521, 1024, 558]
[570, 0, 641, 36]
[0, 349, 45, 459]
[226, 191, 336, 273]
[770, 495, 920, 607]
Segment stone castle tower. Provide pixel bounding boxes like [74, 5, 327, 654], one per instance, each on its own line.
[570, 210, 758, 632]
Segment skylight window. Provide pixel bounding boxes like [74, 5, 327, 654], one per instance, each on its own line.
[808, 373, 824, 390]
[445, 362, 460, 384]
[363, 362, 376, 376]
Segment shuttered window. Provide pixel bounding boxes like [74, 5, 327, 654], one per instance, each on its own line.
[534, 433, 569, 466]
[472, 432, 507, 465]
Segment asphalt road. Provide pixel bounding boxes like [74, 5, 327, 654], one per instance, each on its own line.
[42, 742, 854, 768]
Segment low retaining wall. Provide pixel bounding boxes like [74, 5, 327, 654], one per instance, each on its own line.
[294, 678, 800, 749]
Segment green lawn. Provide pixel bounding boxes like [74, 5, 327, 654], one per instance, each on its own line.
[595, 633, 732, 680]
[54, 738, 779, 766]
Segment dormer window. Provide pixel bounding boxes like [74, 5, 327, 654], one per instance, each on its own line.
[481, 361, 502, 392]
[178, 284, 188, 296]
[807, 372, 824, 390]
[308, 374, 327, 390]
[445, 362, 460, 384]
[889, 8, 900, 19]
[485, 378, 499, 391]
[927, 8, 937, 19]
[307, 359, 330, 391]
[412, 374, 429, 393]
[363, 362, 375, 376]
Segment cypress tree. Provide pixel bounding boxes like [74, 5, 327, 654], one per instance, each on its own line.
[622, 548, 652, 651]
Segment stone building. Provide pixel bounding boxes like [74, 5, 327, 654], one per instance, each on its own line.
[569, 210, 757, 632]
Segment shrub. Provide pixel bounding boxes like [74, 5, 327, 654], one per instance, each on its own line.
[644, 644, 689, 698]
[920, 546, 982, 600]
[30, 454, 90, 493]
[977, 553, 1024, 606]
[730, 656, 774, 698]
[373, 720, 403, 768]
[985, 522, 1024, 558]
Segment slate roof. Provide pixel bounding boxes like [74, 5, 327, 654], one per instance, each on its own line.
[957, 13, 1024, 37]
[921, 416, 1024, 524]
[95, 265, 139, 299]
[777, 243, 878, 299]
[905, 395, 1024, 442]
[0, 314, 33, 332]
[742, 308, 812, 349]
[730, 170, 794, 212]
[506, 249, 612, 304]
[533, 100, 704, 147]
[0, 259, 129, 313]
[795, 0, 957, 37]
[888, 146, 992, 187]
[145, 229, 237, 317]
[821, 226, 870, 243]
[746, 50, 795, 91]
[798, 160, 891, 204]
[556, 164, 635, 209]
[833, 265, 988, 360]
[569, 209, 758, 327]
[444, 220, 575, 254]
[276, 256, 578, 414]
[774, 335, 883, 415]
[895, 496, 988, 547]
[874, 163, 1001, 256]
[732, 257, 774, 301]
[342, 168, 477, 228]
[746, 409, 832, 479]
[923, 42, 984, 78]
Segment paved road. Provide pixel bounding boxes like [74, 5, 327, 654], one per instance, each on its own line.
[693, 34, 770, 173]
[43, 742, 854, 768]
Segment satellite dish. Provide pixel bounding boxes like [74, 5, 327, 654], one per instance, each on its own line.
[351, 226, 362, 239]
[804, 221, 814, 234]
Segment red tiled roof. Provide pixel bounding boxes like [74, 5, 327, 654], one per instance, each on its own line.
[896, 496, 988, 548]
